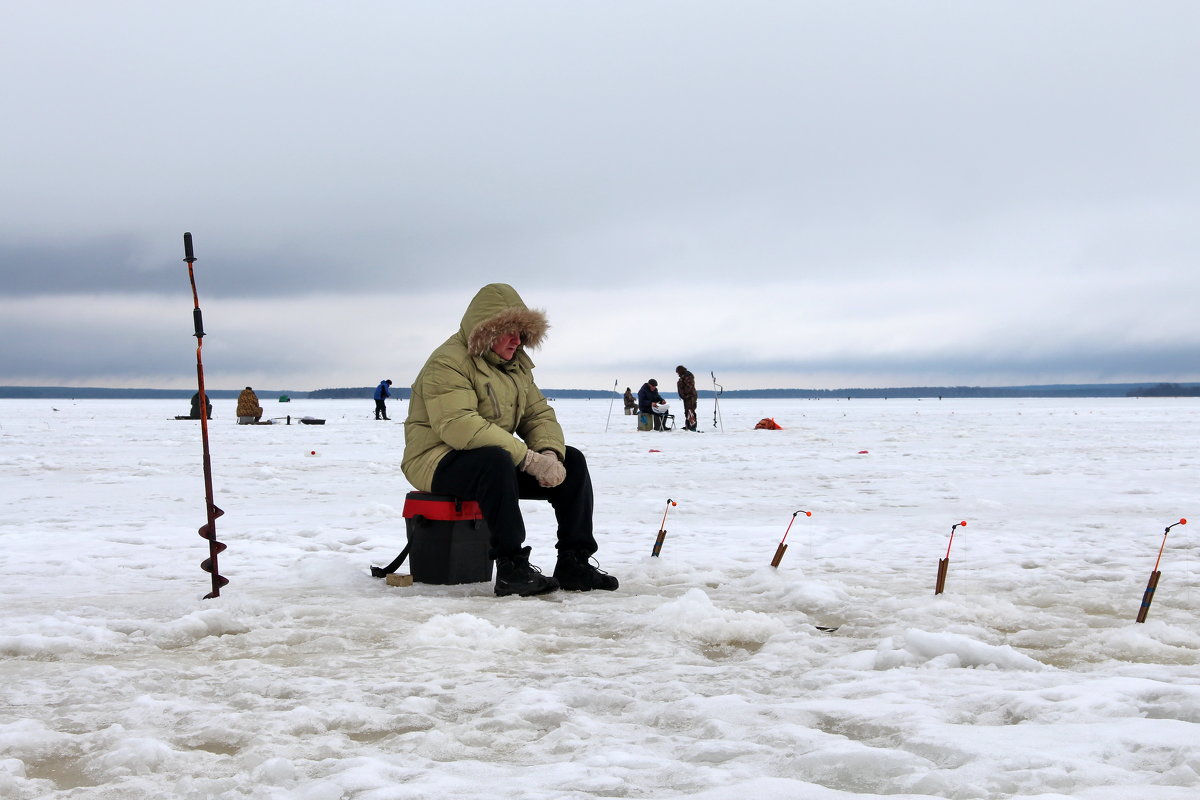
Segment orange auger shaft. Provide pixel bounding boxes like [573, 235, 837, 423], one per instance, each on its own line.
[184, 233, 227, 599]
[1136, 518, 1186, 623]
[935, 520, 967, 595]
[771, 510, 812, 567]
[651, 498, 677, 557]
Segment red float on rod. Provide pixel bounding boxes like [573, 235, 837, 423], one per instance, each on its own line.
[771, 510, 812, 568]
[1136, 518, 1186, 623]
[651, 499, 677, 557]
[935, 521, 967, 595]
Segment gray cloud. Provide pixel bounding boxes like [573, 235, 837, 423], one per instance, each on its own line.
[1, 1, 1197, 389]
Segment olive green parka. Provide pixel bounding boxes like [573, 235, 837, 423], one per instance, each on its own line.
[401, 284, 566, 491]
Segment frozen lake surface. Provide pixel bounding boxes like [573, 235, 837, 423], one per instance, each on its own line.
[1, 396, 1197, 799]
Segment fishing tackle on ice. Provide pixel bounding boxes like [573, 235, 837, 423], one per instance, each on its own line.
[652, 498, 678, 557]
[1135, 517, 1186, 623]
[934, 520, 967, 595]
[771, 509, 812, 567]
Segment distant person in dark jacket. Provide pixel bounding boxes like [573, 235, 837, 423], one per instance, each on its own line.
[375, 379, 392, 420]
[676, 365, 698, 431]
[623, 387, 636, 414]
[637, 380, 663, 413]
[638, 379, 671, 430]
[189, 392, 212, 420]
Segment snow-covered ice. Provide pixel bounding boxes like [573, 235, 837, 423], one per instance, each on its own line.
[1, 396, 1197, 799]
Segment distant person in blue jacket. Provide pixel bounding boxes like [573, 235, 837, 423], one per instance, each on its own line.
[637, 379, 671, 431]
[637, 379, 663, 413]
[375, 379, 393, 420]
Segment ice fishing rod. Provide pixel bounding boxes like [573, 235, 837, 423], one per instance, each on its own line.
[651, 498, 677, 557]
[934, 520, 967, 595]
[604, 379, 618, 432]
[770, 509, 812, 567]
[1136, 517, 1186, 623]
[710, 371, 724, 432]
[184, 232, 227, 599]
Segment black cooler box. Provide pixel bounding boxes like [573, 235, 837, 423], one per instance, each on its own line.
[402, 491, 493, 584]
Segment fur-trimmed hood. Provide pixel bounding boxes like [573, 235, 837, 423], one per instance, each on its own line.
[402, 283, 563, 492]
[460, 284, 549, 357]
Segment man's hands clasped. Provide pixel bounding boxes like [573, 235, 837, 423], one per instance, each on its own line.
[521, 449, 566, 487]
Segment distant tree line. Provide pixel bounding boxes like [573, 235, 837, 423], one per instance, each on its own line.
[0, 386, 258, 400]
[705, 384, 1200, 399]
[306, 387, 620, 400]
[307, 386, 412, 400]
[1125, 383, 1200, 397]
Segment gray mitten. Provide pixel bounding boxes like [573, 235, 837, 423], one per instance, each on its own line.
[521, 449, 566, 488]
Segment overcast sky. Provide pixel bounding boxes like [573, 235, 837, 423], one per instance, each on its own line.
[2, 1, 1196, 392]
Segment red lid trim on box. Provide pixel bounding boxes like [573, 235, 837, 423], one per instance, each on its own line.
[402, 492, 483, 520]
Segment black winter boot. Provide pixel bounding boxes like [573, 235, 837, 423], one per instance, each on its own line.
[554, 551, 619, 592]
[495, 547, 559, 597]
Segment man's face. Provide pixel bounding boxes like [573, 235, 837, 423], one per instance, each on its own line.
[491, 331, 522, 361]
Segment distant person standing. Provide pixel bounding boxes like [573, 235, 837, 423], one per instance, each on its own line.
[375, 379, 393, 420]
[236, 387, 263, 424]
[676, 365, 698, 431]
